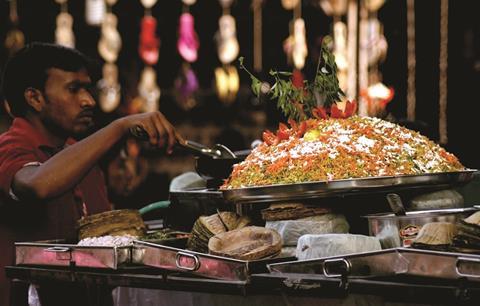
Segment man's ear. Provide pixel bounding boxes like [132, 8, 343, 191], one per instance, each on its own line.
[24, 88, 45, 112]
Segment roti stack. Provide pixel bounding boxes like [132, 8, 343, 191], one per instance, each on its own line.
[208, 226, 282, 260]
[187, 212, 251, 253]
[77, 209, 146, 240]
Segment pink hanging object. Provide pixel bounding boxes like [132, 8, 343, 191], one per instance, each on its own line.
[177, 13, 200, 63]
[139, 15, 160, 65]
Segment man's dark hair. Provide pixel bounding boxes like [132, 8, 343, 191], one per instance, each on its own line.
[1, 42, 96, 117]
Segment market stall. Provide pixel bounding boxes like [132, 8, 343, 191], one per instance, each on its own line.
[3, 1, 480, 306]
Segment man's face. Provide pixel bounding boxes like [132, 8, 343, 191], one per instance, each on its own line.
[41, 67, 97, 138]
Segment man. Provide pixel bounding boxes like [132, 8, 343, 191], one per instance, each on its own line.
[0, 43, 180, 305]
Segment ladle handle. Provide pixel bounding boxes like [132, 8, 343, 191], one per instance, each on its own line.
[179, 140, 221, 158]
[387, 193, 406, 216]
[129, 125, 149, 140]
[130, 125, 221, 158]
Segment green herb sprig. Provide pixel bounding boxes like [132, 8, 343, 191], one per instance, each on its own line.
[239, 36, 344, 122]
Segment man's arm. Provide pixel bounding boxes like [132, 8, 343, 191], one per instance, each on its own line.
[11, 112, 179, 200]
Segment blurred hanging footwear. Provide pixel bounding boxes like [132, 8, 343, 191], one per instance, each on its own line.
[85, 0, 106, 26]
[292, 18, 307, 70]
[138, 66, 161, 113]
[215, 66, 229, 103]
[175, 64, 199, 110]
[226, 65, 239, 103]
[98, 63, 121, 113]
[182, 0, 197, 6]
[281, 0, 300, 10]
[177, 13, 200, 63]
[98, 13, 122, 63]
[139, 15, 160, 65]
[217, 14, 239, 64]
[55, 12, 75, 48]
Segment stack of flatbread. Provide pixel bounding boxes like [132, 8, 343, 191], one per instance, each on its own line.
[452, 211, 480, 253]
[187, 212, 251, 253]
[77, 209, 146, 240]
[208, 226, 282, 260]
[411, 222, 457, 251]
[261, 202, 331, 221]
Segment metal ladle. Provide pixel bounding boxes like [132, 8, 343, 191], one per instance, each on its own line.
[130, 125, 237, 159]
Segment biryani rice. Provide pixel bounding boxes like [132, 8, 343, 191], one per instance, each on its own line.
[221, 116, 465, 189]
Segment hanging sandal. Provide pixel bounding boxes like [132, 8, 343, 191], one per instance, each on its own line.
[139, 15, 160, 65]
[217, 14, 239, 64]
[98, 63, 121, 113]
[55, 12, 75, 48]
[281, 0, 300, 10]
[98, 13, 122, 63]
[226, 65, 239, 103]
[177, 13, 200, 63]
[138, 66, 161, 113]
[292, 18, 308, 70]
[215, 66, 229, 103]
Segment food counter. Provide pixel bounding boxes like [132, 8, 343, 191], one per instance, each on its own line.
[6, 262, 480, 306]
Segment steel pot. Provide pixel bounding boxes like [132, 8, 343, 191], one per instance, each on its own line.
[364, 207, 479, 249]
[195, 149, 249, 188]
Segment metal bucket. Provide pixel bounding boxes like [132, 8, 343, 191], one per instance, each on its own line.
[364, 207, 479, 248]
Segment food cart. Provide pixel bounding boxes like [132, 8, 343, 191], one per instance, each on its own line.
[7, 169, 480, 305]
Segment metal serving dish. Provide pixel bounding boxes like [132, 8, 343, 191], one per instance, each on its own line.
[268, 248, 480, 281]
[132, 240, 293, 281]
[222, 170, 478, 204]
[364, 207, 479, 248]
[15, 239, 131, 269]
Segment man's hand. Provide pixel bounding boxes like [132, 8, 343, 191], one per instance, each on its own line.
[117, 112, 182, 154]
[12, 111, 182, 201]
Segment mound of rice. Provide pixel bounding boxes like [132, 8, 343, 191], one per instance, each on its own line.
[221, 116, 465, 189]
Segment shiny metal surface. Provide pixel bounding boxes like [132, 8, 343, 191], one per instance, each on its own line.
[133, 240, 292, 281]
[268, 249, 407, 278]
[365, 207, 479, 248]
[268, 248, 480, 281]
[15, 240, 131, 269]
[222, 170, 478, 204]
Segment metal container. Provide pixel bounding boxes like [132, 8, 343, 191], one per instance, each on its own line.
[364, 207, 479, 248]
[132, 240, 293, 281]
[267, 247, 480, 281]
[15, 239, 131, 269]
[222, 170, 477, 204]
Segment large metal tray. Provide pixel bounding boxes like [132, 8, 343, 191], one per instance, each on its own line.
[268, 247, 480, 281]
[15, 239, 131, 269]
[222, 170, 477, 204]
[132, 240, 293, 281]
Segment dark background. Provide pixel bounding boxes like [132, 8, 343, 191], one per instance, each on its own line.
[1, 0, 479, 201]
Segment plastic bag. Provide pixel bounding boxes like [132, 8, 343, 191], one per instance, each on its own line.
[265, 214, 350, 246]
[296, 234, 381, 260]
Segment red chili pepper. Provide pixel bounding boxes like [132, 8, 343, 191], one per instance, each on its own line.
[276, 129, 290, 141]
[296, 121, 307, 137]
[344, 100, 357, 117]
[291, 69, 304, 89]
[287, 119, 297, 130]
[262, 130, 278, 146]
[330, 104, 346, 118]
[278, 122, 289, 132]
[312, 106, 329, 119]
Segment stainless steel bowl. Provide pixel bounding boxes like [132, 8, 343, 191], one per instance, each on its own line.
[364, 207, 479, 248]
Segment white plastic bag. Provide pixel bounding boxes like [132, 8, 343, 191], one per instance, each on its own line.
[265, 214, 350, 246]
[296, 234, 381, 260]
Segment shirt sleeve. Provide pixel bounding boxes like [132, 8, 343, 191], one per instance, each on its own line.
[0, 148, 40, 199]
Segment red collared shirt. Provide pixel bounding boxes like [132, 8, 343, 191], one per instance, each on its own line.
[0, 117, 111, 306]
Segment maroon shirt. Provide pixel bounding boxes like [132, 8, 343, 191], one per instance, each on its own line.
[0, 118, 111, 305]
